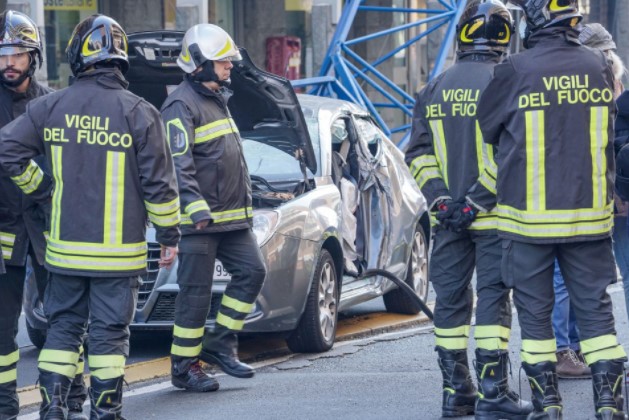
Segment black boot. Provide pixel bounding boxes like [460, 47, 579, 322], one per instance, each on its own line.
[436, 347, 477, 417]
[39, 371, 72, 420]
[171, 357, 219, 392]
[474, 349, 534, 419]
[522, 361, 563, 420]
[590, 359, 628, 420]
[199, 327, 254, 379]
[66, 372, 88, 420]
[89, 376, 125, 420]
[0, 378, 19, 420]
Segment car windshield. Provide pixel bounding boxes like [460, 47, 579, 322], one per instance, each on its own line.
[242, 115, 321, 180]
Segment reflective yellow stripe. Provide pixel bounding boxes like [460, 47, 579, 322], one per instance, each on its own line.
[429, 119, 448, 187]
[145, 197, 180, 215]
[47, 238, 147, 256]
[173, 325, 205, 339]
[498, 203, 613, 222]
[409, 155, 443, 189]
[0, 350, 19, 367]
[221, 295, 254, 314]
[185, 200, 210, 216]
[39, 349, 80, 365]
[216, 313, 245, 330]
[212, 207, 253, 223]
[91, 367, 125, 380]
[171, 343, 202, 357]
[522, 338, 556, 354]
[581, 334, 627, 364]
[46, 250, 147, 271]
[0, 369, 17, 384]
[591, 106, 608, 209]
[1, 246, 12, 260]
[525, 110, 546, 211]
[468, 215, 498, 231]
[11, 160, 44, 194]
[434, 326, 470, 350]
[104, 151, 125, 244]
[478, 168, 497, 195]
[181, 213, 193, 225]
[38, 362, 77, 378]
[0, 232, 15, 246]
[474, 325, 510, 339]
[51, 146, 63, 240]
[76, 360, 85, 373]
[88, 354, 126, 368]
[521, 338, 556, 364]
[167, 118, 189, 157]
[474, 325, 510, 351]
[146, 198, 181, 226]
[194, 118, 239, 144]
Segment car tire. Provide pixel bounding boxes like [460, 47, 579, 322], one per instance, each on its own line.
[383, 225, 429, 315]
[26, 319, 47, 350]
[286, 249, 338, 353]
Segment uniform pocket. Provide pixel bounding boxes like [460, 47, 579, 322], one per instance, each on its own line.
[500, 239, 514, 288]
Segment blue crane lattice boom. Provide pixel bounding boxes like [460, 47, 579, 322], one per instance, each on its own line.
[291, 0, 467, 149]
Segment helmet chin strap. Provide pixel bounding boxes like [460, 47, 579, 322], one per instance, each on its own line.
[190, 60, 231, 87]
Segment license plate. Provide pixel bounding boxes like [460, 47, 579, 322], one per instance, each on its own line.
[214, 259, 232, 280]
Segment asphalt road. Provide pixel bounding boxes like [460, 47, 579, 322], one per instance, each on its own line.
[17, 283, 629, 420]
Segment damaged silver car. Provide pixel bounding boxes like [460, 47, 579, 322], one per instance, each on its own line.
[24, 31, 430, 353]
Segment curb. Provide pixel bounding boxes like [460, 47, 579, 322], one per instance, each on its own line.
[18, 304, 434, 408]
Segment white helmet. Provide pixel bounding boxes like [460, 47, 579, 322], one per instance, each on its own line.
[177, 24, 242, 74]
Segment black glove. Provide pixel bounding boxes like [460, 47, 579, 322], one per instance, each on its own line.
[444, 199, 478, 233]
[435, 199, 456, 230]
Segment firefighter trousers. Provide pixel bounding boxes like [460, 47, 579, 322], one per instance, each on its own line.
[431, 228, 512, 351]
[502, 238, 626, 365]
[38, 273, 139, 383]
[171, 229, 266, 360]
[0, 246, 47, 416]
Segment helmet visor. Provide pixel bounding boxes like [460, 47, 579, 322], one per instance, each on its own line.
[215, 51, 242, 62]
[0, 46, 34, 56]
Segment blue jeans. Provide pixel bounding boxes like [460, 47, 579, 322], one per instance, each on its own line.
[552, 261, 581, 352]
[613, 216, 629, 324]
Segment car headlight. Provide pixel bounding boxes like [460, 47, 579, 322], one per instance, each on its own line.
[252, 210, 280, 246]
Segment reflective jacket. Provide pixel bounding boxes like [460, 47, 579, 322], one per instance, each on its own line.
[0, 69, 181, 277]
[0, 80, 52, 266]
[476, 27, 615, 243]
[161, 79, 253, 235]
[405, 52, 500, 232]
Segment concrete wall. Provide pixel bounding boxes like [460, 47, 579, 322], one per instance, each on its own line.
[100, 0, 164, 33]
[236, 0, 287, 72]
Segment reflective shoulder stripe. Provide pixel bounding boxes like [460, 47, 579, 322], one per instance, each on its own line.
[429, 119, 448, 187]
[590, 106, 609, 209]
[50, 146, 64, 240]
[525, 110, 546, 212]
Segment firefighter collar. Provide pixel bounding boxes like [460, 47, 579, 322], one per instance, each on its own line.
[70, 67, 129, 90]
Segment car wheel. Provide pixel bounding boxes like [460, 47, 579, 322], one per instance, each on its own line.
[383, 224, 429, 315]
[286, 249, 338, 353]
[26, 319, 47, 349]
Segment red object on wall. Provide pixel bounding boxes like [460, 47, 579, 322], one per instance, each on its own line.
[266, 36, 302, 80]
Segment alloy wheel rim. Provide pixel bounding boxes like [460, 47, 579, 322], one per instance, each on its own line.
[318, 261, 337, 342]
[410, 231, 428, 296]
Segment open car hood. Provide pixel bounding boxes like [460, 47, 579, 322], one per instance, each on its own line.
[125, 31, 316, 174]
[229, 49, 316, 174]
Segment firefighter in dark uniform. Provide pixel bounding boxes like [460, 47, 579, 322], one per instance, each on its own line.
[0, 10, 87, 420]
[162, 23, 266, 392]
[469, 1, 627, 418]
[0, 14, 180, 419]
[406, 2, 532, 418]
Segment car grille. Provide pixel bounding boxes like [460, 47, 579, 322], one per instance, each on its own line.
[137, 243, 162, 310]
[148, 292, 224, 322]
